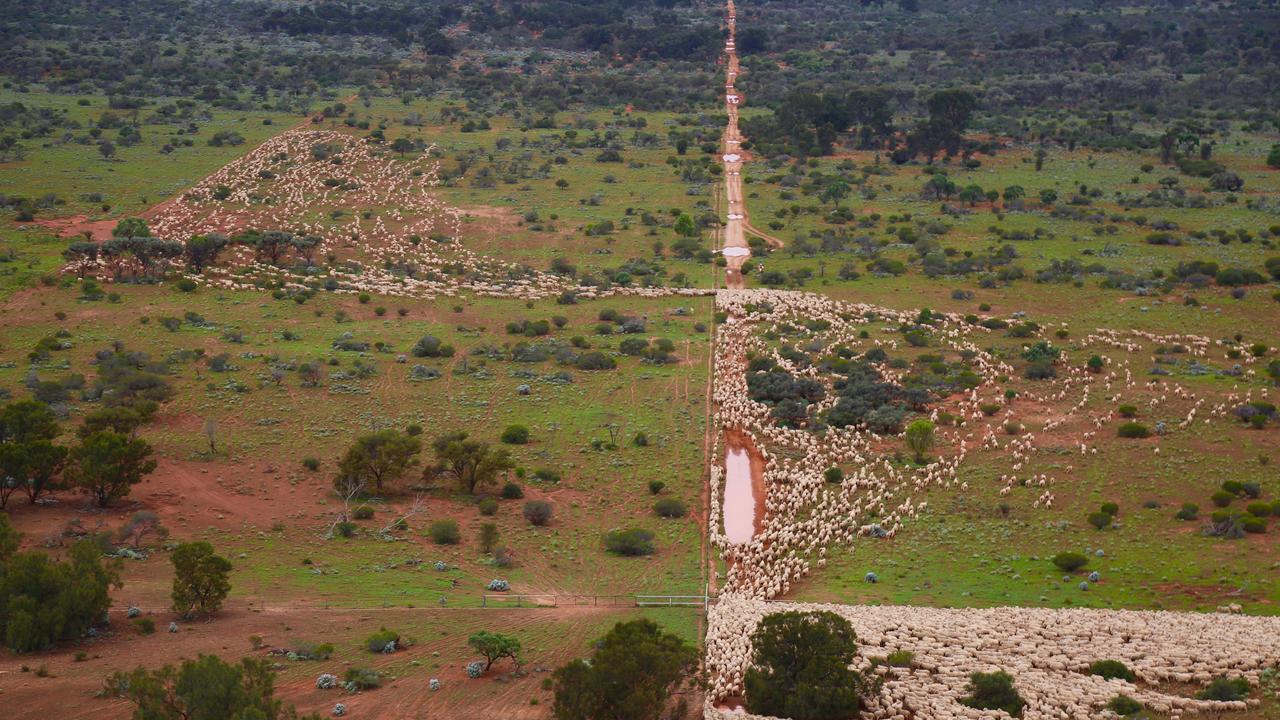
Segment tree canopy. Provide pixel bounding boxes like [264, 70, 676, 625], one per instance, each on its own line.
[744, 610, 876, 720]
[552, 619, 696, 720]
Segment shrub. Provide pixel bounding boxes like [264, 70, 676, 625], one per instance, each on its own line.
[1175, 503, 1199, 521]
[478, 498, 499, 516]
[365, 628, 400, 653]
[824, 467, 844, 483]
[170, 541, 231, 619]
[1116, 422, 1150, 438]
[961, 671, 1025, 717]
[1117, 404, 1137, 418]
[302, 457, 320, 471]
[1087, 512, 1112, 531]
[604, 528, 655, 556]
[1197, 676, 1250, 701]
[1211, 490, 1235, 508]
[648, 480, 666, 495]
[1088, 659, 1135, 682]
[1108, 695, 1143, 715]
[979, 403, 1001, 416]
[501, 425, 530, 444]
[1099, 502, 1119, 516]
[344, 667, 382, 690]
[292, 640, 334, 660]
[351, 505, 374, 520]
[1246, 502, 1271, 518]
[501, 482, 524, 499]
[133, 617, 156, 635]
[1051, 552, 1088, 572]
[522, 500, 553, 526]
[1241, 516, 1267, 534]
[427, 520, 460, 544]
[653, 498, 687, 518]
[885, 650, 914, 668]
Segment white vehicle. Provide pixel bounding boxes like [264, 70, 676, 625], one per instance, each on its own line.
[723, 153, 741, 162]
[727, 213, 744, 220]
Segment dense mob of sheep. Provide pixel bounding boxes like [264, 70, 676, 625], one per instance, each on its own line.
[75, 127, 714, 302]
[704, 597, 1280, 719]
[710, 289, 1270, 601]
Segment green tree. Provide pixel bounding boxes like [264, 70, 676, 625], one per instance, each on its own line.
[673, 212, 697, 238]
[336, 429, 421, 493]
[79, 405, 150, 438]
[0, 512, 19, 561]
[183, 233, 229, 272]
[904, 419, 936, 464]
[0, 400, 61, 444]
[743, 611, 875, 720]
[552, 619, 696, 720]
[0, 439, 68, 507]
[1268, 144, 1280, 169]
[391, 137, 413, 156]
[171, 541, 232, 618]
[0, 540, 121, 652]
[104, 654, 321, 720]
[431, 432, 515, 494]
[65, 431, 156, 507]
[112, 217, 151, 238]
[478, 522, 499, 554]
[467, 631, 522, 672]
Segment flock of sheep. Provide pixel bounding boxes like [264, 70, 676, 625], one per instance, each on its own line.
[705, 288, 1275, 718]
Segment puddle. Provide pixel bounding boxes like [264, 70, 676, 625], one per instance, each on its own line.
[722, 433, 763, 544]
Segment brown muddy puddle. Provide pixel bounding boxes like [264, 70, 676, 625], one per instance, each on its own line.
[722, 430, 764, 544]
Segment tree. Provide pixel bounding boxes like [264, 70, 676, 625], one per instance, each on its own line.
[909, 89, 977, 161]
[104, 654, 321, 720]
[65, 431, 156, 507]
[744, 611, 875, 720]
[171, 541, 232, 618]
[99, 139, 116, 160]
[0, 512, 19, 561]
[552, 619, 696, 720]
[431, 432, 514, 494]
[391, 137, 413, 156]
[673, 212, 697, 238]
[336, 429, 421, 493]
[478, 522, 499, 553]
[112, 217, 151, 238]
[79, 405, 149, 438]
[117, 510, 167, 548]
[184, 233, 229, 272]
[468, 631, 522, 672]
[0, 439, 68, 507]
[0, 540, 121, 652]
[904, 419, 936, 464]
[0, 400, 61, 444]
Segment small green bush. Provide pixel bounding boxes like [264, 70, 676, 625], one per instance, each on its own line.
[1107, 695, 1143, 716]
[302, 457, 320, 471]
[501, 424, 530, 444]
[653, 498, 687, 518]
[648, 480, 665, 495]
[1116, 422, 1151, 438]
[1051, 552, 1088, 572]
[1117, 404, 1137, 418]
[133, 617, 155, 635]
[1099, 502, 1119, 516]
[1087, 512, 1112, 530]
[1088, 659, 1135, 682]
[824, 467, 844, 483]
[522, 500, 553, 526]
[604, 528, 656, 556]
[1197, 676, 1250, 701]
[1242, 516, 1267, 534]
[501, 482, 524, 499]
[478, 498, 499, 516]
[885, 650, 914, 668]
[1211, 490, 1235, 508]
[365, 628, 400, 653]
[1175, 503, 1199, 521]
[1246, 502, 1271, 517]
[344, 667, 382, 690]
[427, 520, 460, 544]
[961, 671, 1025, 717]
